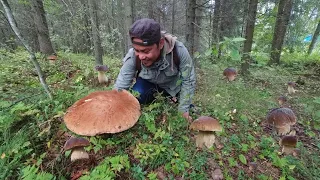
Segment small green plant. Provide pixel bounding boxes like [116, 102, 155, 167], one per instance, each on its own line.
[20, 165, 55, 180]
[165, 157, 190, 175]
[133, 142, 167, 165]
[80, 155, 130, 180]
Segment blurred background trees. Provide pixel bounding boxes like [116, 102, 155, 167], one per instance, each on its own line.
[1, 0, 319, 66]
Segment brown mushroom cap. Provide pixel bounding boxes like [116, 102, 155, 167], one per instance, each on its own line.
[47, 55, 57, 61]
[223, 67, 237, 77]
[277, 95, 287, 102]
[95, 65, 109, 72]
[64, 137, 90, 151]
[280, 135, 297, 147]
[265, 108, 297, 128]
[287, 82, 296, 87]
[190, 116, 222, 132]
[64, 90, 141, 136]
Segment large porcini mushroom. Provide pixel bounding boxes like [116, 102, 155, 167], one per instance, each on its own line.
[279, 135, 297, 155]
[64, 137, 90, 162]
[277, 95, 287, 106]
[287, 82, 296, 94]
[265, 108, 296, 135]
[189, 116, 222, 148]
[64, 89, 141, 136]
[95, 65, 109, 84]
[223, 67, 237, 81]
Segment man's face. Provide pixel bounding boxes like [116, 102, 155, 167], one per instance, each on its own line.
[132, 38, 164, 67]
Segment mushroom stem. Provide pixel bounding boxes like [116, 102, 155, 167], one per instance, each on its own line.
[282, 146, 295, 155]
[277, 125, 291, 135]
[228, 75, 236, 81]
[195, 131, 216, 148]
[287, 86, 296, 94]
[70, 147, 89, 162]
[98, 71, 108, 83]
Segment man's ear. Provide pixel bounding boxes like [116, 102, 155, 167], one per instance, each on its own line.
[159, 38, 165, 49]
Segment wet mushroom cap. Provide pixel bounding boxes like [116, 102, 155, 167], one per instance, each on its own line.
[280, 136, 297, 147]
[265, 108, 297, 127]
[190, 116, 222, 132]
[64, 90, 141, 136]
[223, 68, 237, 77]
[95, 65, 109, 72]
[63, 137, 90, 151]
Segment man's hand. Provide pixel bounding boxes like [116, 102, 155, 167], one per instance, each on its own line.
[182, 112, 193, 123]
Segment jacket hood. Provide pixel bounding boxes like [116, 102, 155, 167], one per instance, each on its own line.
[162, 31, 177, 54]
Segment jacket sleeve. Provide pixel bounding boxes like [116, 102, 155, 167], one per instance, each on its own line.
[114, 49, 136, 90]
[176, 43, 196, 113]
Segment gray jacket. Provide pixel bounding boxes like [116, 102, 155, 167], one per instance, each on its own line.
[114, 34, 196, 113]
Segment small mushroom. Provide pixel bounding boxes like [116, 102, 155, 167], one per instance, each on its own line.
[47, 54, 57, 64]
[223, 67, 237, 81]
[277, 95, 287, 106]
[265, 108, 297, 135]
[95, 65, 109, 84]
[279, 135, 297, 155]
[189, 116, 222, 148]
[211, 168, 223, 180]
[64, 137, 90, 162]
[287, 82, 296, 94]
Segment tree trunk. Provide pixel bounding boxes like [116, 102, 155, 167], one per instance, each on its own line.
[31, 0, 55, 55]
[88, 0, 103, 66]
[124, 0, 133, 53]
[307, 20, 320, 55]
[171, 0, 175, 34]
[212, 0, 221, 59]
[186, 0, 196, 56]
[148, 0, 155, 19]
[241, 0, 258, 74]
[1, 0, 52, 99]
[269, 0, 293, 64]
[194, 0, 203, 53]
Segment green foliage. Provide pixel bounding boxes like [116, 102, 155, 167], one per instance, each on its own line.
[133, 143, 167, 165]
[165, 157, 190, 175]
[20, 165, 55, 180]
[80, 155, 130, 179]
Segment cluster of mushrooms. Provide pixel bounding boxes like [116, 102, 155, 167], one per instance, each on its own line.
[62, 66, 299, 171]
[264, 81, 299, 155]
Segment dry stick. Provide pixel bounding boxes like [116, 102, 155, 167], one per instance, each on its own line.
[1, 0, 52, 99]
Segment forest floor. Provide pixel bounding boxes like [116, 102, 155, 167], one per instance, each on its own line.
[1, 49, 320, 180]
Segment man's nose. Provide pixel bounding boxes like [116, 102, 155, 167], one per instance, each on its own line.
[138, 54, 146, 60]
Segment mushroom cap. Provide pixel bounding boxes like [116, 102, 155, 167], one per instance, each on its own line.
[64, 90, 141, 136]
[277, 95, 287, 102]
[280, 135, 297, 147]
[265, 108, 297, 127]
[190, 116, 222, 132]
[95, 65, 109, 72]
[223, 67, 237, 77]
[63, 137, 90, 151]
[287, 82, 296, 87]
[47, 55, 57, 60]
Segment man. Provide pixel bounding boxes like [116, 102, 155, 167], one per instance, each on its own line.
[114, 18, 196, 121]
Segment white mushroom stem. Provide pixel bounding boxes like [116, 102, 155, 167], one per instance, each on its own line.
[70, 147, 89, 162]
[287, 86, 296, 94]
[282, 146, 295, 155]
[227, 75, 236, 81]
[98, 71, 108, 83]
[195, 131, 216, 148]
[276, 125, 291, 135]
